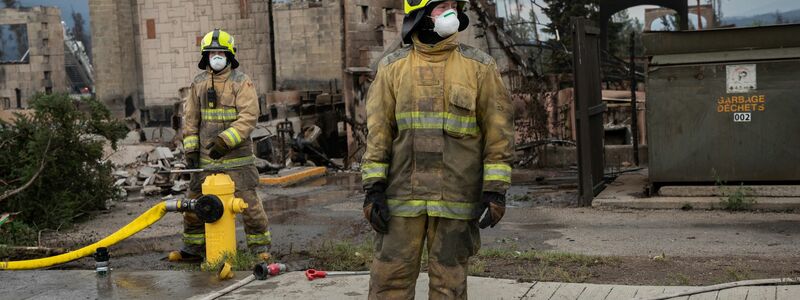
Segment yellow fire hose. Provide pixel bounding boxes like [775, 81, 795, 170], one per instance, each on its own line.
[0, 202, 167, 270]
[0, 174, 244, 279]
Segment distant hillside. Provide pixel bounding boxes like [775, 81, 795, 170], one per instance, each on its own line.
[723, 8, 800, 27]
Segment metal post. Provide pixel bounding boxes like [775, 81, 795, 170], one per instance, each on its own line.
[630, 32, 639, 166]
[572, 18, 605, 207]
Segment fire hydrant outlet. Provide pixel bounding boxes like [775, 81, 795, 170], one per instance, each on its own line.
[194, 195, 224, 223]
[231, 198, 248, 214]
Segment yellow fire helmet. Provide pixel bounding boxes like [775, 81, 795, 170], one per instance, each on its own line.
[198, 29, 239, 70]
[401, 0, 469, 44]
[404, 0, 467, 15]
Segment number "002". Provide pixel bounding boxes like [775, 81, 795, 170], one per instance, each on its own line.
[733, 112, 751, 122]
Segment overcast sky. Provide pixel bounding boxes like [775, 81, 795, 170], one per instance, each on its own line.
[5, 0, 799, 41]
[498, 0, 800, 38]
[625, 0, 800, 20]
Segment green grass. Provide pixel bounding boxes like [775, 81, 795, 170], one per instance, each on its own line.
[468, 258, 486, 275]
[713, 170, 756, 211]
[723, 266, 753, 282]
[308, 239, 373, 271]
[719, 184, 756, 211]
[668, 273, 692, 285]
[476, 248, 615, 266]
[467, 248, 619, 283]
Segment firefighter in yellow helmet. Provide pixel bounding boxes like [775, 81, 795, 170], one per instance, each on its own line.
[169, 29, 272, 262]
[362, 0, 514, 298]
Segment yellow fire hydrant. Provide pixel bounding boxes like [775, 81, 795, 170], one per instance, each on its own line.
[167, 174, 248, 279]
[202, 173, 248, 264]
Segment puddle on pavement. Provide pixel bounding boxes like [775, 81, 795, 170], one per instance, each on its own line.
[507, 185, 577, 207]
[90, 271, 231, 299]
[264, 173, 363, 223]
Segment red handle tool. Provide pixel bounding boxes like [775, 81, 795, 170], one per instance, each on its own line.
[305, 269, 370, 281]
[305, 269, 328, 280]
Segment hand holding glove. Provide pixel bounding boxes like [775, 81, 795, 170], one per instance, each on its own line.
[478, 191, 506, 229]
[363, 183, 391, 234]
[205, 136, 231, 160]
[185, 151, 200, 169]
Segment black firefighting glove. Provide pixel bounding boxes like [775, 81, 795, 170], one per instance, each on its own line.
[205, 136, 231, 160]
[363, 182, 390, 234]
[185, 151, 200, 169]
[479, 191, 506, 229]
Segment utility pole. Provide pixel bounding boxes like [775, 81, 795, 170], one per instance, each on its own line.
[531, 4, 540, 41]
[630, 32, 639, 166]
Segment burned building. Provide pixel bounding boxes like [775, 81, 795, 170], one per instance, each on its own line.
[89, 0, 517, 165]
[90, 0, 273, 124]
[0, 6, 69, 110]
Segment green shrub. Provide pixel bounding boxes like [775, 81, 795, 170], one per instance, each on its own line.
[0, 93, 127, 234]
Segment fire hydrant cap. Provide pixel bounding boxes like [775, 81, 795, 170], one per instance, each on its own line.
[202, 174, 236, 196]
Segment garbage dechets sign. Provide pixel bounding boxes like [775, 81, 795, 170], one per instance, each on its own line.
[716, 64, 763, 123]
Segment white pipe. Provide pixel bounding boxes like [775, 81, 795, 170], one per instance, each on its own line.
[641, 277, 800, 300]
[198, 274, 256, 300]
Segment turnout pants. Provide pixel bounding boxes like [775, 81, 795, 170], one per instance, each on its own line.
[369, 215, 481, 300]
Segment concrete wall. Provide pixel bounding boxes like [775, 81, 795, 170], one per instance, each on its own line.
[340, 0, 403, 164]
[273, 0, 343, 91]
[91, 0, 272, 121]
[0, 7, 69, 109]
[90, 0, 141, 118]
[135, 0, 272, 107]
[343, 0, 402, 69]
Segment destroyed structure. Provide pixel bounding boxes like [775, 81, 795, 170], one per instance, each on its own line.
[0, 7, 69, 109]
[89, 0, 522, 168]
[0, 6, 94, 112]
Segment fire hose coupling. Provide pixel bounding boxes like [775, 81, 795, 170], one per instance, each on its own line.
[165, 195, 229, 223]
[93, 247, 110, 276]
[253, 262, 287, 280]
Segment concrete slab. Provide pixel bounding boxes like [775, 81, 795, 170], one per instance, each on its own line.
[631, 286, 666, 299]
[3, 271, 794, 300]
[593, 196, 800, 210]
[105, 144, 155, 167]
[687, 291, 719, 300]
[205, 272, 531, 300]
[576, 284, 614, 299]
[659, 185, 800, 197]
[776, 285, 800, 300]
[716, 286, 749, 300]
[594, 170, 800, 211]
[746, 286, 777, 300]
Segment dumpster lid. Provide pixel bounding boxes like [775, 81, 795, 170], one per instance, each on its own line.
[643, 24, 800, 56]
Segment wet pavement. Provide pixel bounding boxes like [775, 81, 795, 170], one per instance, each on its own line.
[5, 270, 799, 300]
[14, 169, 800, 286]
[262, 173, 368, 261]
[0, 270, 243, 299]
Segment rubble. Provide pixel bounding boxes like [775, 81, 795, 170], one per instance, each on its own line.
[105, 125, 355, 202]
[107, 141, 191, 202]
